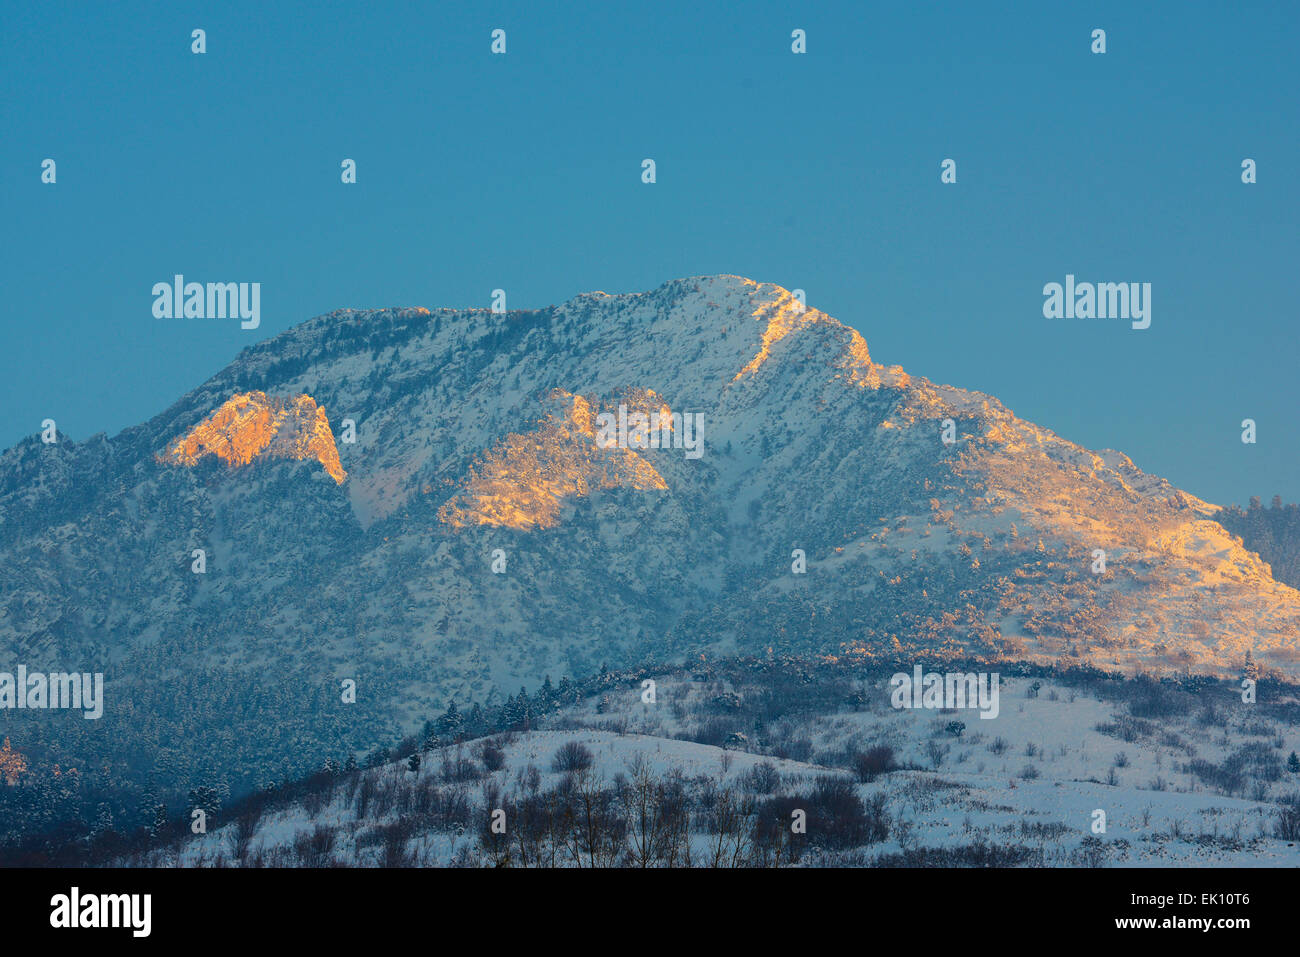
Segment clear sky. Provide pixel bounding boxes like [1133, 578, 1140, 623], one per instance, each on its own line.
[3, 1, 1296, 506]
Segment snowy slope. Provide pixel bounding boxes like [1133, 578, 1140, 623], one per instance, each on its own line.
[138, 672, 1300, 868]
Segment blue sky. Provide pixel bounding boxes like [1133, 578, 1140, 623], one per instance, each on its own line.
[3, 1, 1297, 506]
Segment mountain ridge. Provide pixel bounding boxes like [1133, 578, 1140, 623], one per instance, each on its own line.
[1, 274, 1296, 810]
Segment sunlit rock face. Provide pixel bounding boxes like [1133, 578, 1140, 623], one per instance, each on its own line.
[159, 391, 347, 484]
[437, 390, 670, 531]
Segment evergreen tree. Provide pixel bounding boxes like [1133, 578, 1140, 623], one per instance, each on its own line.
[1244, 650, 1261, 682]
[467, 702, 485, 737]
[539, 674, 555, 710]
[558, 676, 576, 705]
[136, 780, 162, 831]
[150, 803, 169, 838]
[435, 700, 463, 738]
[187, 784, 223, 822]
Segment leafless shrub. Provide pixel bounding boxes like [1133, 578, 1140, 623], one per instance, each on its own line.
[294, 824, 337, 866]
[850, 746, 896, 782]
[552, 741, 595, 774]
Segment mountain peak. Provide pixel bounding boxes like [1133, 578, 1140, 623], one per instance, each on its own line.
[158, 391, 346, 484]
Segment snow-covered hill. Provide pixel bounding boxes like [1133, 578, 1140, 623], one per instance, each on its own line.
[132, 670, 1300, 868]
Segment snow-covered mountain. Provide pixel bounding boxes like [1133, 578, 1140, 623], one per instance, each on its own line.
[2, 275, 1297, 802]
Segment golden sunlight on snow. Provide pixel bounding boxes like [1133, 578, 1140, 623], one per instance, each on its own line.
[733, 289, 831, 381]
[437, 390, 669, 531]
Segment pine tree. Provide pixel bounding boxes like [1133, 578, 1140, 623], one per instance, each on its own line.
[1244, 650, 1261, 682]
[1288, 752, 1300, 774]
[539, 674, 555, 710]
[136, 782, 162, 832]
[557, 676, 575, 705]
[187, 784, 223, 822]
[436, 700, 463, 738]
[467, 702, 485, 737]
[150, 803, 169, 837]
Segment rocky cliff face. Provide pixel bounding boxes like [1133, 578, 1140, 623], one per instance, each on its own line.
[159, 391, 347, 485]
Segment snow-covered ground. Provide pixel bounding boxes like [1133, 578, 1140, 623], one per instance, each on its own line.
[131, 673, 1300, 867]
